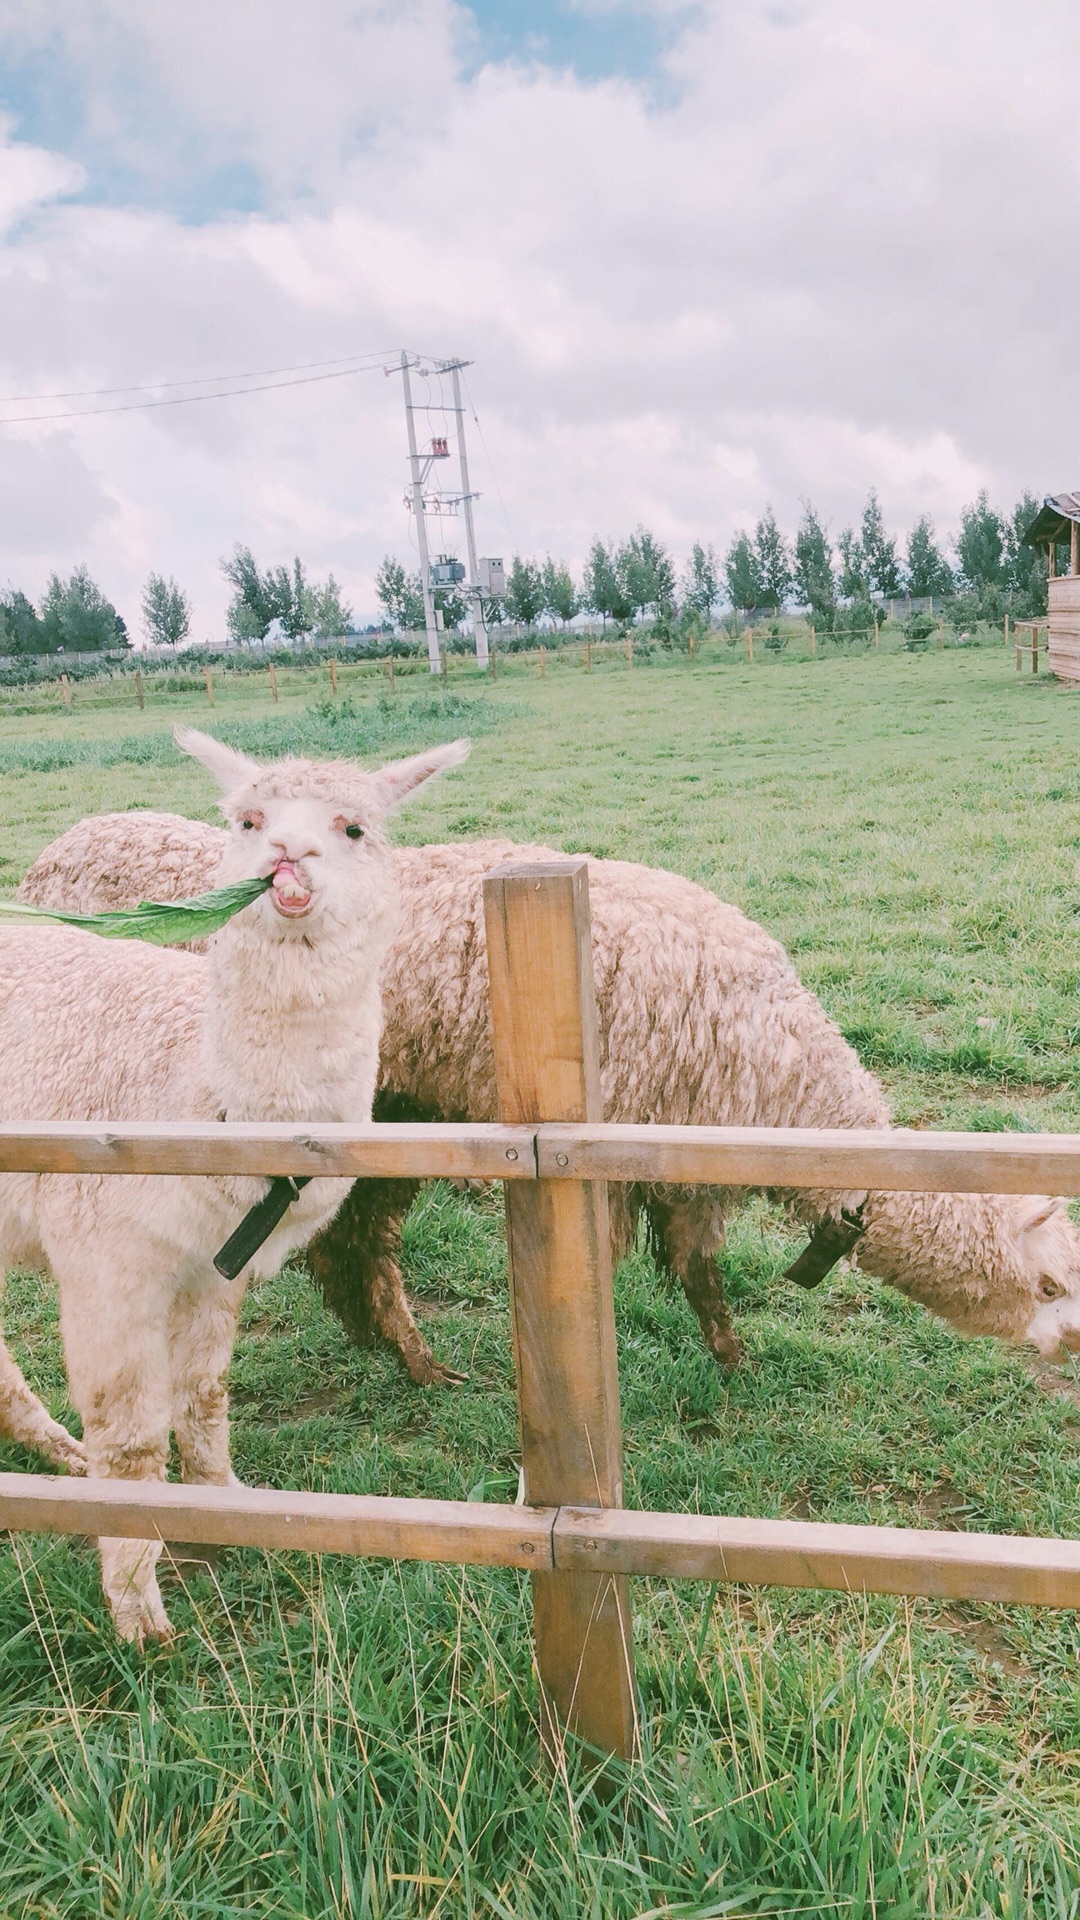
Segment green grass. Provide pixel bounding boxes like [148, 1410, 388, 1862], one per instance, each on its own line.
[4, 645, 1080, 1916]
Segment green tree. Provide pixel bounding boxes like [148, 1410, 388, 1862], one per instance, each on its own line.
[306, 574, 353, 638]
[837, 527, 867, 599]
[754, 508, 791, 611]
[504, 556, 545, 628]
[375, 556, 424, 633]
[582, 539, 631, 626]
[860, 489, 903, 597]
[1003, 493, 1047, 615]
[957, 491, 1006, 589]
[681, 542, 719, 622]
[792, 503, 836, 626]
[40, 566, 124, 651]
[723, 531, 762, 614]
[221, 545, 277, 642]
[0, 587, 46, 654]
[541, 556, 577, 627]
[619, 526, 675, 621]
[141, 573, 192, 648]
[906, 515, 953, 599]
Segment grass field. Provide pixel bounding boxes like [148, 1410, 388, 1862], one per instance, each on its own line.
[3, 642, 1080, 1918]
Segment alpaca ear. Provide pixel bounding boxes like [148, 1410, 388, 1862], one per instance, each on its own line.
[174, 726, 261, 793]
[370, 738, 471, 812]
[1020, 1197, 1067, 1234]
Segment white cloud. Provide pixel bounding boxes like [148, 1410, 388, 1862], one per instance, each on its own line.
[0, 0, 1077, 636]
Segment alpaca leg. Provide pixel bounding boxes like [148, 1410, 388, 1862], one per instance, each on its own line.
[0, 1327, 86, 1473]
[57, 1263, 173, 1645]
[169, 1276, 245, 1486]
[645, 1189, 744, 1370]
[305, 1180, 466, 1386]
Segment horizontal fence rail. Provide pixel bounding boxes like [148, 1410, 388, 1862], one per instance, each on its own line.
[6, 1119, 1080, 1192]
[6, 1474, 1080, 1610]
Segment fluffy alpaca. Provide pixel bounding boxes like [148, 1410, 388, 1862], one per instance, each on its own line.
[1, 730, 467, 1642]
[21, 821, 1080, 1383]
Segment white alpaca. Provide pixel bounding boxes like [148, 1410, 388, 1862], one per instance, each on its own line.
[0, 727, 467, 1643]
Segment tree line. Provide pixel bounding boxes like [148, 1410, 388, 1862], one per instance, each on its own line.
[0, 488, 1054, 658]
[376, 489, 1052, 637]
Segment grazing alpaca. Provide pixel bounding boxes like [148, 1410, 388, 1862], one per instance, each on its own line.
[21, 822, 1080, 1386]
[0, 730, 467, 1642]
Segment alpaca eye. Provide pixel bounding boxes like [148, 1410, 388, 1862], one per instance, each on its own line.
[241, 819, 255, 831]
[1039, 1278, 1064, 1302]
[344, 823, 364, 841]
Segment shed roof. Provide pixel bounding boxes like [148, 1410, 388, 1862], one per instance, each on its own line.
[1021, 493, 1080, 545]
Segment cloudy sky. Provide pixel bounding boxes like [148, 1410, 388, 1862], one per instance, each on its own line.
[0, 0, 1077, 639]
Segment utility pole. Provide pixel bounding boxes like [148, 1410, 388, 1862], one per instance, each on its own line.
[400, 350, 441, 674]
[445, 360, 488, 669]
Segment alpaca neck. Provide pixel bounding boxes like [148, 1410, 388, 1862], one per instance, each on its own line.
[202, 906, 391, 1124]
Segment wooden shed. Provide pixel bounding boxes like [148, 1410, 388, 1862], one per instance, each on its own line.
[1022, 492, 1080, 682]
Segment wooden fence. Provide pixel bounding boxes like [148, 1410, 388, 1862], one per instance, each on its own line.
[4, 860, 1080, 1762]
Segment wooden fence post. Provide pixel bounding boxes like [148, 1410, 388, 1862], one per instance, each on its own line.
[1004, 613, 1010, 652]
[1032, 627, 1040, 674]
[539, 645, 546, 677]
[483, 861, 635, 1762]
[60, 673, 72, 712]
[387, 653, 395, 687]
[205, 667, 214, 707]
[936, 620, 945, 651]
[269, 661, 279, 703]
[134, 667, 145, 710]
[873, 618, 879, 650]
[330, 657, 338, 696]
[809, 625, 816, 657]
[746, 628, 754, 663]
[625, 633, 632, 666]
[585, 640, 592, 673]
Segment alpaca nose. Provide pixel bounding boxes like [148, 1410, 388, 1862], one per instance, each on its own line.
[269, 832, 321, 864]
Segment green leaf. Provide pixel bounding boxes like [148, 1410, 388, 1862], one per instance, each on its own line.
[0, 875, 271, 946]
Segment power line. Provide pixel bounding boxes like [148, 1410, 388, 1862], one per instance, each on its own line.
[0, 348, 399, 406]
[0, 359, 392, 427]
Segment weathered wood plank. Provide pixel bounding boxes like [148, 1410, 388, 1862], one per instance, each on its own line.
[536, 1123, 1080, 1193]
[0, 1121, 535, 1180]
[554, 1507, 1080, 1607]
[0, 1473, 555, 1568]
[484, 860, 636, 1759]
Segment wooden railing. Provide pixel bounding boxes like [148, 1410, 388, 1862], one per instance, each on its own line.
[3, 859, 1080, 1761]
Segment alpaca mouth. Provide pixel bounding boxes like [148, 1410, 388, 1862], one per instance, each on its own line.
[270, 862, 314, 918]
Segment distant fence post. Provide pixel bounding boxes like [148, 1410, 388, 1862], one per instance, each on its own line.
[60, 673, 72, 712]
[625, 632, 632, 666]
[746, 628, 754, 663]
[205, 667, 214, 707]
[539, 645, 546, 678]
[269, 662, 279, 703]
[585, 640, 592, 673]
[134, 667, 145, 710]
[809, 625, 817, 657]
[483, 861, 636, 1762]
[330, 657, 338, 697]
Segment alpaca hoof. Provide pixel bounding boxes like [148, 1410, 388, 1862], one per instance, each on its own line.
[47, 1429, 88, 1475]
[705, 1328, 745, 1372]
[112, 1589, 174, 1648]
[406, 1352, 469, 1387]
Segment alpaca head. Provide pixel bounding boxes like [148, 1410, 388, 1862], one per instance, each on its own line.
[174, 727, 469, 948]
[1009, 1196, 1080, 1356]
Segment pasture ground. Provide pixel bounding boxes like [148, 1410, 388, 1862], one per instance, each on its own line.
[2, 643, 1080, 1917]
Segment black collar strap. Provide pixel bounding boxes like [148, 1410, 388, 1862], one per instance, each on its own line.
[213, 1175, 312, 1281]
[783, 1205, 867, 1290]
